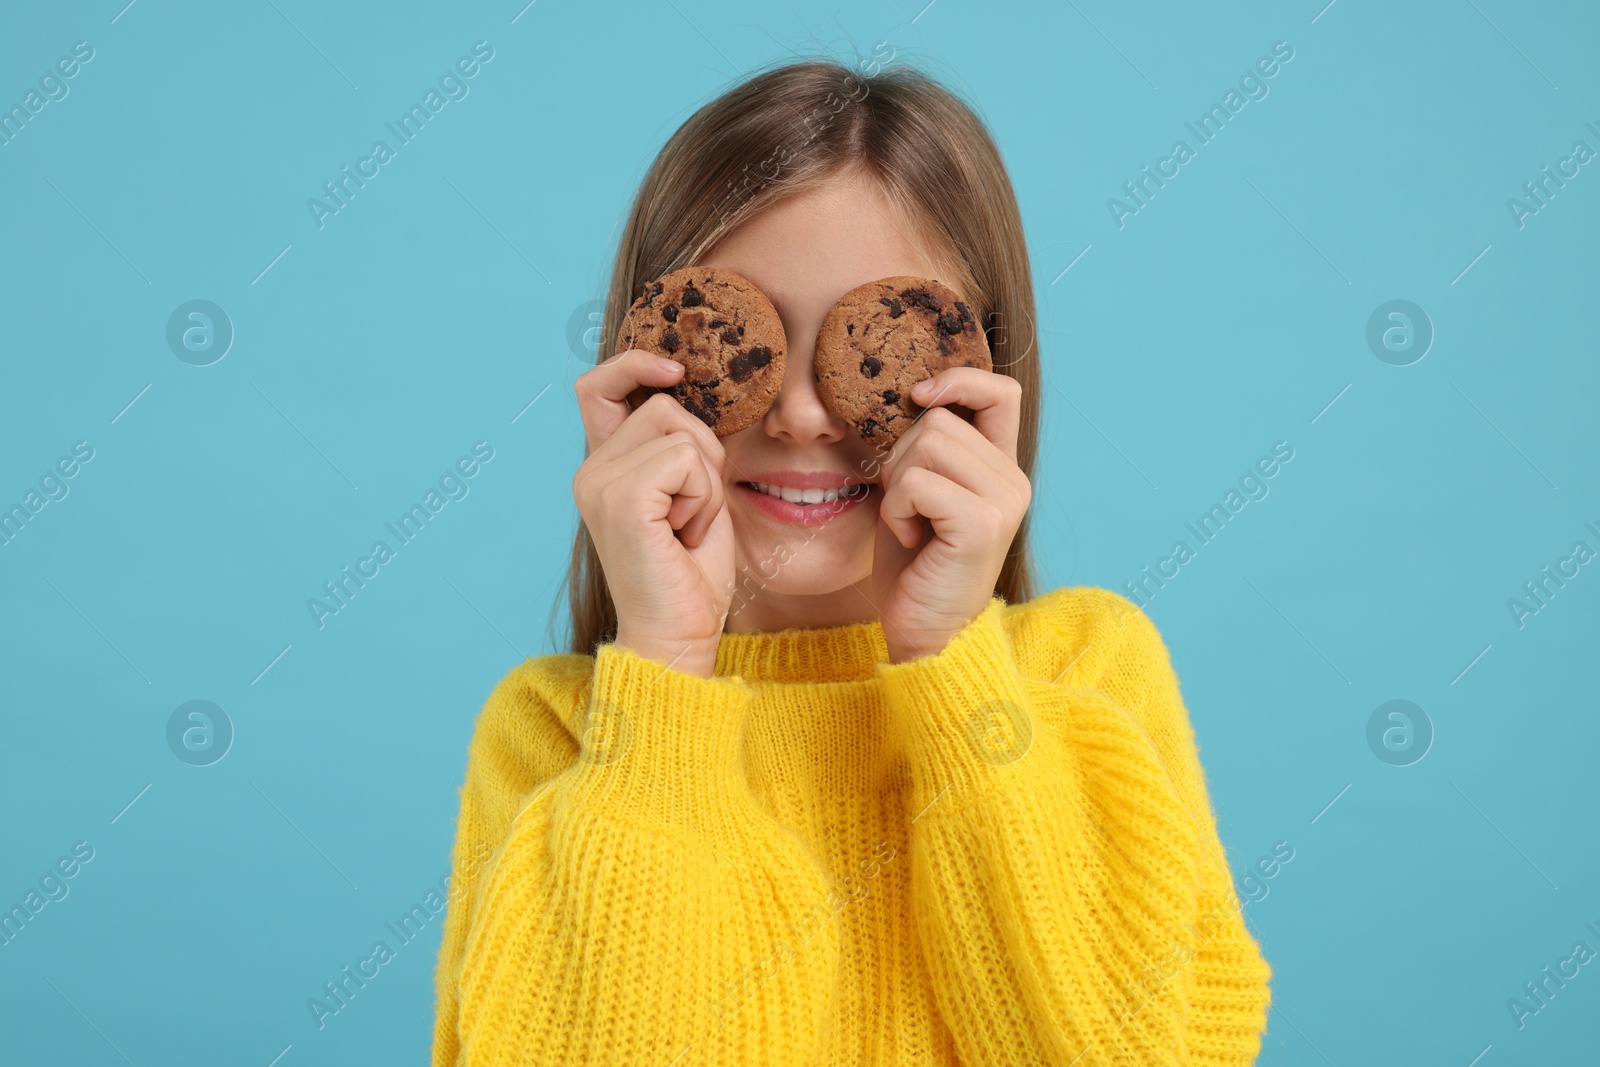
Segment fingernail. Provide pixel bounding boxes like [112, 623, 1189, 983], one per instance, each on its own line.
[657, 357, 682, 373]
[911, 378, 932, 397]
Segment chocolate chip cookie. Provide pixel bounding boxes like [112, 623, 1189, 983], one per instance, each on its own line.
[616, 266, 786, 436]
[812, 276, 990, 446]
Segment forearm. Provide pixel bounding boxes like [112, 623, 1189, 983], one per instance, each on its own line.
[879, 597, 1270, 1066]
[438, 643, 842, 1066]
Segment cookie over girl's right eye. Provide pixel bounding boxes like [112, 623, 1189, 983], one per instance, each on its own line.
[811, 276, 991, 446]
[614, 266, 787, 436]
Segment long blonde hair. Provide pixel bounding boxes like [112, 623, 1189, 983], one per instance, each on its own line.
[554, 57, 1041, 656]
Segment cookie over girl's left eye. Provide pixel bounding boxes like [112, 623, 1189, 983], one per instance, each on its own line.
[811, 276, 991, 446]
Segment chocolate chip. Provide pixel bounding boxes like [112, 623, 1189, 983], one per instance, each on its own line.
[682, 397, 717, 428]
[879, 296, 904, 317]
[955, 301, 975, 329]
[663, 304, 679, 322]
[938, 336, 952, 357]
[882, 390, 899, 404]
[846, 323, 854, 336]
[860, 355, 882, 377]
[681, 285, 703, 307]
[721, 327, 741, 345]
[728, 345, 772, 383]
[709, 319, 725, 328]
[900, 287, 941, 312]
[937, 311, 963, 335]
[641, 280, 664, 307]
[861, 418, 881, 437]
[737, 325, 745, 336]
[660, 328, 681, 354]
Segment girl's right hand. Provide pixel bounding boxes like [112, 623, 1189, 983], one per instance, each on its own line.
[572, 348, 734, 678]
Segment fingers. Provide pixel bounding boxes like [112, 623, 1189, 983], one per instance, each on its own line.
[885, 407, 1030, 501]
[665, 435, 725, 549]
[908, 367, 1023, 462]
[608, 428, 725, 549]
[575, 348, 687, 453]
[877, 407, 1031, 550]
[576, 351, 726, 499]
[572, 349, 730, 555]
[878, 466, 999, 551]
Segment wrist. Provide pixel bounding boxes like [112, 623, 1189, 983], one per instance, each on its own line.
[612, 630, 720, 679]
[886, 638, 949, 665]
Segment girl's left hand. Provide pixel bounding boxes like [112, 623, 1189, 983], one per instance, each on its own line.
[872, 367, 1032, 664]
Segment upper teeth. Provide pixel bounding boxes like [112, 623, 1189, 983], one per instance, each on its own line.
[749, 481, 862, 504]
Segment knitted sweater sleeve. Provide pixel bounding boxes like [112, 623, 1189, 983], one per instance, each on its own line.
[432, 642, 841, 1067]
[875, 592, 1272, 1067]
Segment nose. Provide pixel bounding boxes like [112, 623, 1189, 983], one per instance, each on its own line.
[762, 328, 851, 444]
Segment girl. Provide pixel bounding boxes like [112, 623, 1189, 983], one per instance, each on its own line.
[433, 59, 1272, 1066]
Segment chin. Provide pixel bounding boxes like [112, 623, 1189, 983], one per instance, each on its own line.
[731, 536, 870, 598]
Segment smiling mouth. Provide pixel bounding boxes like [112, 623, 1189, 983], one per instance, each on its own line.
[738, 480, 875, 506]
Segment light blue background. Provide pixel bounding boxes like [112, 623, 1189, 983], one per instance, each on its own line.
[2, 1, 1596, 1063]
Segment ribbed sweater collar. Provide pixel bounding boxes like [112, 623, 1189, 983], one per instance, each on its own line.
[713, 614, 890, 683]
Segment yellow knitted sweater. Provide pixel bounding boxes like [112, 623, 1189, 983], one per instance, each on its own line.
[431, 587, 1272, 1065]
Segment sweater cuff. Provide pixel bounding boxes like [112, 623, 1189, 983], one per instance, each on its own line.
[877, 597, 1043, 817]
[565, 641, 757, 832]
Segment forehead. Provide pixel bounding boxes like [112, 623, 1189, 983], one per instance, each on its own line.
[701, 172, 966, 315]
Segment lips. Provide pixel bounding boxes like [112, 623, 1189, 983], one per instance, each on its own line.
[735, 479, 876, 525]
[745, 480, 866, 505]
[739, 470, 877, 490]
